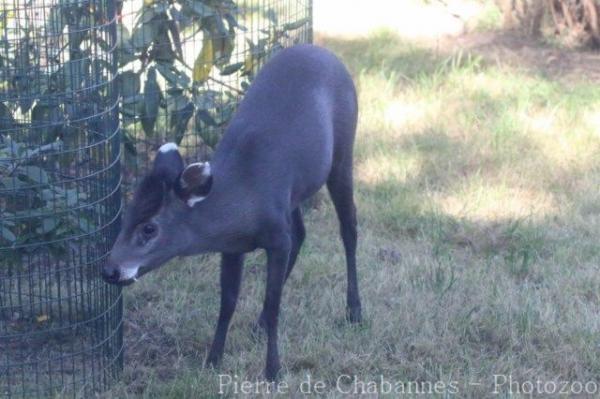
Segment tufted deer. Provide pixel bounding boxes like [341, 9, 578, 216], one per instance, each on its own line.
[102, 44, 362, 380]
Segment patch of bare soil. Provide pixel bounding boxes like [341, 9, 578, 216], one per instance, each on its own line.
[444, 30, 600, 83]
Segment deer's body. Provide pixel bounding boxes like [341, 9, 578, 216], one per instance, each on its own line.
[184, 45, 357, 253]
[103, 44, 362, 380]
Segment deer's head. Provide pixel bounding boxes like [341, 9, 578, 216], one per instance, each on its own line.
[102, 143, 213, 285]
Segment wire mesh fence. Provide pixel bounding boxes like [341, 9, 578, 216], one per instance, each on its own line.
[118, 0, 313, 188]
[0, 0, 311, 397]
[0, 0, 122, 396]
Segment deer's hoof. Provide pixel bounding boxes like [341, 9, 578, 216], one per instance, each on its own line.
[346, 306, 362, 324]
[205, 354, 222, 369]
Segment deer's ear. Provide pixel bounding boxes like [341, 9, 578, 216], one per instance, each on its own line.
[125, 175, 166, 232]
[174, 162, 213, 207]
[153, 142, 184, 187]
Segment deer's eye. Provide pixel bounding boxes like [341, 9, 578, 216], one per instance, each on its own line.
[142, 223, 157, 239]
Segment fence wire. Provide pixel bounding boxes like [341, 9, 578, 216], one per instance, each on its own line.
[119, 0, 313, 188]
[0, 0, 123, 396]
[0, 0, 311, 397]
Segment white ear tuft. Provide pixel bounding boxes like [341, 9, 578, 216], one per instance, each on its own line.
[180, 162, 211, 189]
[176, 162, 213, 204]
[202, 162, 211, 177]
[159, 142, 178, 153]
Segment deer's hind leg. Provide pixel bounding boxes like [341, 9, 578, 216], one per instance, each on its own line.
[327, 161, 362, 324]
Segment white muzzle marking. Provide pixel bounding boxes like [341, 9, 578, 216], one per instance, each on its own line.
[187, 195, 206, 207]
[120, 263, 140, 281]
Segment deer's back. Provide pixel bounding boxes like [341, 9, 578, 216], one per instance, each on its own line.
[212, 45, 357, 208]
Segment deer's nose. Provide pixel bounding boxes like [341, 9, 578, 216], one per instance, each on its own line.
[101, 264, 120, 284]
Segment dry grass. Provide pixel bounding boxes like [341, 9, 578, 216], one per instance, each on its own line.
[102, 29, 600, 398]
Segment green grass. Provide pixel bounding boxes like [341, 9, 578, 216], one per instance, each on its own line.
[470, 1, 503, 32]
[104, 30, 600, 398]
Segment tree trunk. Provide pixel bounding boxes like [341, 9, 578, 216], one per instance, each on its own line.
[496, 0, 545, 36]
[498, 0, 600, 47]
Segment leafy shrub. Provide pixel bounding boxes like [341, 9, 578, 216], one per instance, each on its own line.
[0, 0, 115, 261]
[0, 0, 309, 260]
[116, 0, 309, 150]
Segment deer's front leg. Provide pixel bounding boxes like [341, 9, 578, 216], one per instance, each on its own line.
[263, 246, 290, 381]
[206, 252, 244, 368]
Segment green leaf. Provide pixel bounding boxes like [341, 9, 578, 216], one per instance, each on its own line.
[204, 14, 234, 67]
[193, 89, 220, 109]
[0, 177, 21, 190]
[119, 71, 141, 99]
[46, 6, 65, 36]
[167, 20, 183, 61]
[94, 59, 114, 75]
[217, 101, 237, 125]
[1, 216, 15, 227]
[282, 17, 310, 31]
[66, 189, 79, 206]
[151, 29, 176, 62]
[168, 95, 193, 143]
[22, 166, 49, 185]
[121, 94, 145, 119]
[14, 39, 32, 112]
[195, 109, 217, 126]
[156, 62, 191, 88]
[0, 226, 16, 243]
[68, 214, 95, 235]
[219, 62, 244, 76]
[186, 0, 216, 17]
[167, 91, 191, 112]
[41, 188, 55, 201]
[136, 6, 157, 25]
[141, 67, 161, 136]
[122, 131, 137, 155]
[214, 35, 235, 67]
[77, 218, 95, 234]
[193, 35, 214, 83]
[131, 21, 156, 51]
[61, 58, 90, 92]
[30, 104, 64, 142]
[37, 218, 59, 234]
[0, 137, 20, 156]
[21, 140, 63, 159]
[197, 127, 220, 148]
[122, 93, 145, 105]
[265, 9, 278, 24]
[117, 25, 137, 65]
[0, 102, 15, 131]
[224, 12, 242, 30]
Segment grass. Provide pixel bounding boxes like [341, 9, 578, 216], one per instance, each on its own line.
[103, 30, 600, 398]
